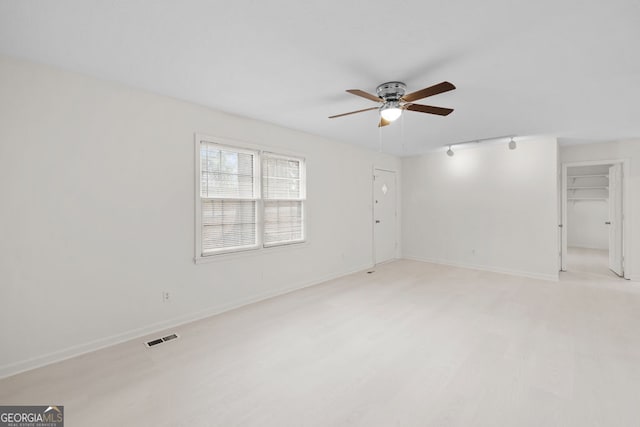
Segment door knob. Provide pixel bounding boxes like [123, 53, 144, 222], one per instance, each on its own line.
[375, 220, 381, 224]
[605, 221, 611, 225]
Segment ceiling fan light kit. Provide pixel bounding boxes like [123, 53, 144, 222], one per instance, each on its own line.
[380, 102, 402, 122]
[330, 80, 456, 127]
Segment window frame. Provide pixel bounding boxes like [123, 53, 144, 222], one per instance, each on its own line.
[198, 140, 261, 257]
[194, 134, 307, 264]
[261, 152, 307, 248]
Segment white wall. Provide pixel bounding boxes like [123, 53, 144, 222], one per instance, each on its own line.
[0, 55, 401, 378]
[402, 138, 559, 280]
[560, 140, 640, 280]
[567, 201, 609, 249]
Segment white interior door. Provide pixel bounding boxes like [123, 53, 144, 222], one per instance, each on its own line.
[373, 169, 397, 264]
[608, 164, 623, 276]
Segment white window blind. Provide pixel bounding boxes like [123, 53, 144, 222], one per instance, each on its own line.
[200, 142, 258, 255]
[262, 154, 305, 247]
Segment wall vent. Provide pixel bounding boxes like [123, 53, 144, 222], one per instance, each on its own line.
[145, 333, 179, 348]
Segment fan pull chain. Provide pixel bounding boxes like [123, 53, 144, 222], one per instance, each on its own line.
[400, 113, 405, 155]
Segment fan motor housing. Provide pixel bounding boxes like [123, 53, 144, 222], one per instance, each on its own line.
[376, 81, 407, 102]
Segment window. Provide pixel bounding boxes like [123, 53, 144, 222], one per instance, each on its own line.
[262, 153, 305, 247]
[199, 142, 259, 255]
[196, 136, 306, 260]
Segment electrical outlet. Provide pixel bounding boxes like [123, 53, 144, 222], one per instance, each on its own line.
[162, 291, 170, 303]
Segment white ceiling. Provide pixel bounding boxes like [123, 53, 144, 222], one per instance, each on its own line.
[1, 0, 639, 156]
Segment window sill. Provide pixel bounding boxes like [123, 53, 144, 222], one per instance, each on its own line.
[194, 240, 309, 265]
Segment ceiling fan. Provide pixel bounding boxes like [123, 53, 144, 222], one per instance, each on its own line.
[329, 81, 456, 127]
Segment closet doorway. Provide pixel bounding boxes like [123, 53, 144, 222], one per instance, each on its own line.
[561, 161, 627, 278]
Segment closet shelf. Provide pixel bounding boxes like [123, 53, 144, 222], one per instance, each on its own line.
[567, 197, 608, 201]
[568, 174, 609, 178]
[567, 186, 608, 190]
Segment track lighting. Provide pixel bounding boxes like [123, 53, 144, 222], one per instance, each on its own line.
[445, 135, 518, 157]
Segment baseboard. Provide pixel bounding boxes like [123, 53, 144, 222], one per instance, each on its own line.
[0, 262, 373, 380]
[568, 245, 608, 251]
[403, 256, 559, 282]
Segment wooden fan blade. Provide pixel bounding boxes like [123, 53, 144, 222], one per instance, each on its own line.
[378, 117, 391, 127]
[346, 89, 382, 103]
[404, 103, 454, 116]
[401, 81, 456, 103]
[329, 107, 379, 119]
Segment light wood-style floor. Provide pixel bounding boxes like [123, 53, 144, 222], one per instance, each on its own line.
[1, 260, 639, 426]
[566, 246, 621, 279]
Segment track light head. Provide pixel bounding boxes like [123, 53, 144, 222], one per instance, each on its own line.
[508, 138, 516, 150]
[446, 146, 454, 157]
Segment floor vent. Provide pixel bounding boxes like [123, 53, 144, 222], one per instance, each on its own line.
[146, 338, 163, 347]
[162, 333, 178, 342]
[145, 333, 179, 348]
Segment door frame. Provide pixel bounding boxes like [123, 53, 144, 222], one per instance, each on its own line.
[560, 159, 630, 278]
[372, 167, 398, 266]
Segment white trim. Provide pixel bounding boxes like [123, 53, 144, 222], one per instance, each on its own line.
[403, 256, 560, 282]
[261, 152, 307, 247]
[372, 167, 377, 266]
[194, 136, 261, 260]
[195, 133, 307, 160]
[194, 134, 308, 262]
[198, 139, 261, 157]
[195, 240, 310, 264]
[200, 242, 261, 258]
[262, 150, 307, 162]
[373, 258, 399, 267]
[0, 261, 374, 380]
[560, 159, 631, 279]
[263, 238, 305, 248]
[561, 164, 567, 271]
[194, 135, 202, 262]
